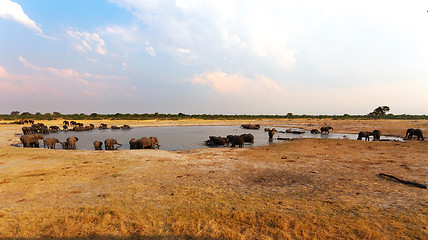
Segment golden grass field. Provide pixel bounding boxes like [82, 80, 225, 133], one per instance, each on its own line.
[0, 119, 426, 239]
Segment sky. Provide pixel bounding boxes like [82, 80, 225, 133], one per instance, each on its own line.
[0, 0, 427, 115]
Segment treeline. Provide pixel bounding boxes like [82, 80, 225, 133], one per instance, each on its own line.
[1, 112, 428, 121]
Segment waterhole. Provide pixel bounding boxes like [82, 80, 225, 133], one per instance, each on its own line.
[19, 126, 402, 151]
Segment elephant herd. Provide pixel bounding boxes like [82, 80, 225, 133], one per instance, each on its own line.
[356, 128, 424, 141]
[129, 137, 159, 149]
[19, 134, 160, 151]
[205, 134, 255, 148]
[22, 121, 132, 135]
[17, 122, 425, 151]
[357, 130, 381, 141]
[20, 135, 79, 149]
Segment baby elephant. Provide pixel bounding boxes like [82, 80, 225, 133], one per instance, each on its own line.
[104, 139, 122, 150]
[43, 138, 61, 149]
[93, 141, 103, 150]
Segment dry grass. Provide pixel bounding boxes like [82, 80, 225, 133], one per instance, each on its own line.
[0, 119, 427, 239]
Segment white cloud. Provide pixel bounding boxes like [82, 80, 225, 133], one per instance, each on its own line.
[109, 0, 297, 68]
[86, 57, 98, 64]
[187, 70, 286, 94]
[0, 0, 42, 33]
[176, 48, 192, 54]
[67, 30, 108, 55]
[99, 25, 140, 43]
[0, 0, 56, 39]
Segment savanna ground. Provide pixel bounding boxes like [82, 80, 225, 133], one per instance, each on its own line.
[0, 119, 426, 239]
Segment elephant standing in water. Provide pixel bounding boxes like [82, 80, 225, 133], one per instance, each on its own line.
[135, 137, 155, 149]
[357, 131, 373, 141]
[93, 141, 103, 150]
[150, 137, 160, 149]
[311, 129, 320, 134]
[227, 135, 244, 148]
[406, 128, 424, 140]
[268, 129, 276, 139]
[43, 138, 61, 149]
[61, 142, 68, 149]
[104, 139, 122, 150]
[66, 137, 79, 150]
[372, 130, 381, 141]
[320, 127, 333, 134]
[20, 134, 44, 147]
[241, 134, 254, 143]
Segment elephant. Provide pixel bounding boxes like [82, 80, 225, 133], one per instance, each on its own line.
[241, 134, 255, 143]
[20, 134, 44, 148]
[121, 125, 131, 129]
[43, 138, 61, 149]
[93, 141, 103, 150]
[70, 121, 77, 126]
[104, 138, 122, 150]
[135, 137, 156, 149]
[241, 124, 260, 130]
[49, 126, 60, 132]
[28, 119, 34, 124]
[63, 120, 69, 126]
[268, 129, 277, 139]
[72, 126, 85, 131]
[39, 126, 49, 134]
[357, 131, 373, 141]
[372, 130, 381, 141]
[129, 138, 137, 149]
[406, 128, 424, 140]
[111, 125, 121, 130]
[63, 125, 68, 131]
[227, 135, 244, 148]
[61, 142, 68, 149]
[66, 136, 79, 150]
[150, 137, 160, 149]
[311, 129, 320, 134]
[320, 127, 333, 134]
[22, 126, 30, 135]
[207, 136, 227, 146]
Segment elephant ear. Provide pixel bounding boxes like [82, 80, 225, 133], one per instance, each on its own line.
[100, 142, 103, 146]
[75, 137, 79, 141]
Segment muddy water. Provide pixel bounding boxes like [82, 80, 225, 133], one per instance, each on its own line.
[25, 126, 402, 151]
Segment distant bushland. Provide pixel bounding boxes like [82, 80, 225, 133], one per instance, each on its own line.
[1, 112, 427, 122]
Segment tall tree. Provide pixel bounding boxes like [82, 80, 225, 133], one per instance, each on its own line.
[369, 106, 390, 119]
[10, 111, 20, 116]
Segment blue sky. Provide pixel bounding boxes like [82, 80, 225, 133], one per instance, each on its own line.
[1, 0, 427, 115]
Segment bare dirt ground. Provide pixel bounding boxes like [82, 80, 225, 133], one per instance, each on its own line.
[0, 119, 426, 239]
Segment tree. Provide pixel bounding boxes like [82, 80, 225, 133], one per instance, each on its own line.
[10, 111, 20, 116]
[369, 106, 390, 119]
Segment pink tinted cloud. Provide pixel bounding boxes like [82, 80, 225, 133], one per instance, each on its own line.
[188, 70, 246, 93]
[187, 70, 286, 94]
[0, 66, 10, 78]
